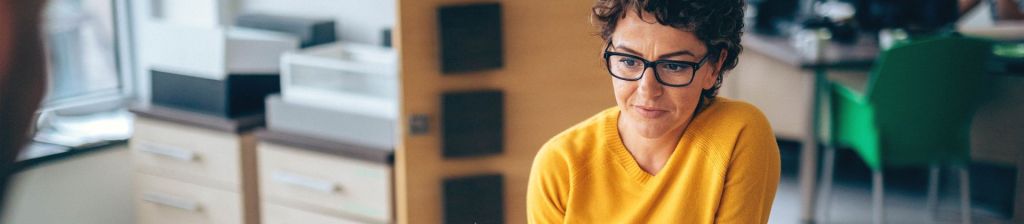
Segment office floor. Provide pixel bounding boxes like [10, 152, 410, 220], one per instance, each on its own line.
[769, 141, 1017, 224]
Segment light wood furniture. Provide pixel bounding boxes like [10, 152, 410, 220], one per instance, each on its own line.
[130, 106, 263, 224]
[255, 130, 394, 224]
[394, 0, 616, 223]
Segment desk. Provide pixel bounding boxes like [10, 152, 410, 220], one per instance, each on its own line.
[742, 33, 878, 69]
[972, 58, 1024, 223]
[740, 32, 879, 223]
[964, 32, 1024, 223]
[739, 32, 1024, 223]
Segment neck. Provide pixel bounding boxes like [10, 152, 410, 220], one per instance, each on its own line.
[618, 116, 689, 175]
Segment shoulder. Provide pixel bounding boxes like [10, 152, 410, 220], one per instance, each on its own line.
[697, 97, 773, 133]
[703, 97, 767, 119]
[699, 98, 780, 162]
[690, 98, 778, 158]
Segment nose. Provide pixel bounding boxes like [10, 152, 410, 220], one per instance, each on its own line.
[635, 67, 663, 99]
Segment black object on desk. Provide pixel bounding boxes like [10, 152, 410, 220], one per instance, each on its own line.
[749, 0, 800, 36]
[151, 70, 280, 118]
[235, 13, 337, 48]
[382, 28, 392, 48]
[854, 0, 959, 33]
[988, 56, 1024, 76]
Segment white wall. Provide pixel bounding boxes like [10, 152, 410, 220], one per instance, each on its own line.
[244, 0, 395, 46]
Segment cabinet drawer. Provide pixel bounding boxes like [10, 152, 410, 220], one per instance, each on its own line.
[258, 142, 392, 223]
[135, 173, 243, 224]
[131, 117, 248, 191]
[262, 202, 365, 224]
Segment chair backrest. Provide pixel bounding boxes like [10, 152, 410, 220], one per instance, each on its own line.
[866, 35, 992, 165]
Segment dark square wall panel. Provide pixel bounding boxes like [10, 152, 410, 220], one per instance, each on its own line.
[443, 174, 504, 224]
[438, 3, 503, 74]
[442, 90, 503, 158]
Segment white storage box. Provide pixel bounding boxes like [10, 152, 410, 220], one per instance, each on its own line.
[226, 28, 302, 74]
[266, 94, 395, 149]
[280, 42, 398, 119]
[147, 0, 239, 28]
[144, 23, 299, 79]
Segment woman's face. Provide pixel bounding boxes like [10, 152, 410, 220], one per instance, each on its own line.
[609, 11, 721, 139]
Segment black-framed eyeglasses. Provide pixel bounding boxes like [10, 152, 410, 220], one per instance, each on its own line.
[602, 40, 711, 87]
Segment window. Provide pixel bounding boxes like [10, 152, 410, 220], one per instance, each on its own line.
[42, 0, 133, 108]
[31, 0, 135, 149]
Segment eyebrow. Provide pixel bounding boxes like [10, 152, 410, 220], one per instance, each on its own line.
[613, 44, 697, 60]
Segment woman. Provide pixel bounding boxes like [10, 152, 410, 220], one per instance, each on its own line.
[526, 0, 780, 223]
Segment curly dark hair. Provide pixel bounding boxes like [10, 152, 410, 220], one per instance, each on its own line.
[591, 0, 745, 104]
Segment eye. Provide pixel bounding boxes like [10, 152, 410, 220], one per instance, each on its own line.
[618, 58, 640, 67]
[661, 63, 688, 72]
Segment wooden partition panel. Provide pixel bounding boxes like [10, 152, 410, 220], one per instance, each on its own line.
[395, 0, 615, 223]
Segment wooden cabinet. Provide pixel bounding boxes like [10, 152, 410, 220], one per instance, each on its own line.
[132, 118, 247, 190]
[130, 106, 263, 224]
[261, 202, 366, 224]
[135, 173, 244, 224]
[256, 130, 394, 224]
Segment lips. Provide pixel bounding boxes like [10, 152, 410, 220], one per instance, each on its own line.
[632, 105, 668, 118]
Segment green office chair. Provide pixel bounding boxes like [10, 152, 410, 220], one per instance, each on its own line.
[818, 35, 992, 224]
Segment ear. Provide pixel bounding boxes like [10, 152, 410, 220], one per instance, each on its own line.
[702, 49, 728, 90]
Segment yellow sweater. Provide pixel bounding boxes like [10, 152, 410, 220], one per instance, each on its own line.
[527, 98, 780, 224]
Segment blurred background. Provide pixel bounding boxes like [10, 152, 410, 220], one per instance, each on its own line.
[2, 0, 1022, 223]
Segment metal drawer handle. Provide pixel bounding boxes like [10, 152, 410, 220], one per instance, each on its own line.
[138, 141, 196, 162]
[142, 192, 201, 212]
[271, 170, 339, 193]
